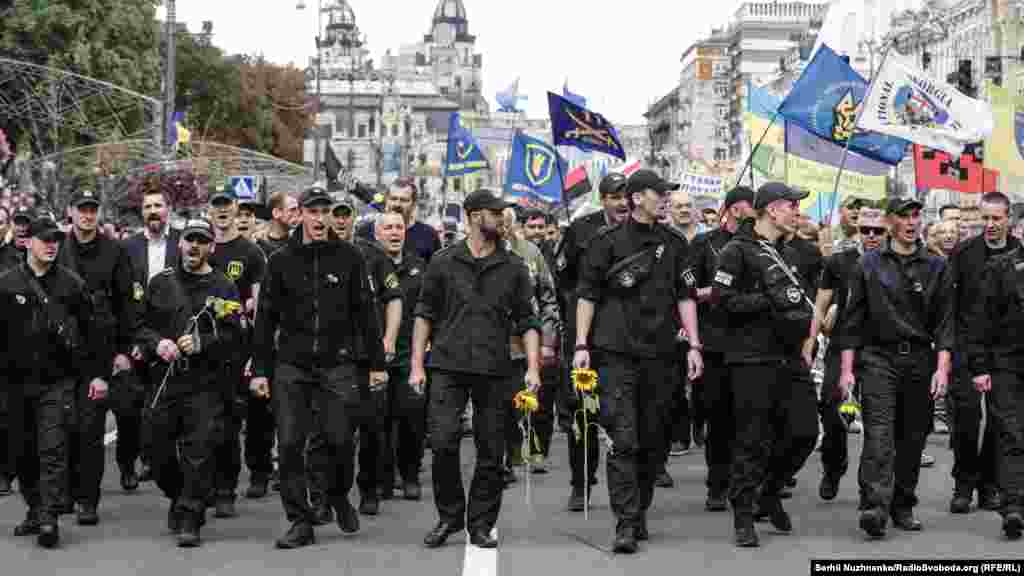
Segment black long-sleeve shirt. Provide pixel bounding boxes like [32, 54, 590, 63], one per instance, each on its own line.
[253, 229, 385, 377]
[965, 248, 1024, 377]
[839, 242, 954, 353]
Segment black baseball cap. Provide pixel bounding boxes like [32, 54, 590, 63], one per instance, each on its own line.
[30, 212, 65, 241]
[598, 173, 628, 196]
[842, 196, 867, 209]
[463, 189, 515, 214]
[332, 193, 356, 215]
[209, 186, 237, 203]
[181, 218, 215, 242]
[70, 189, 101, 208]
[753, 182, 809, 210]
[625, 169, 680, 196]
[300, 185, 333, 208]
[886, 197, 924, 215]
[723, 186, 755, 210]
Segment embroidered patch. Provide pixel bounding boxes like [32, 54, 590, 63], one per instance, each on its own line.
[655, 244, 664, 261]
[682, 268, 696, 287]
[409, 268, 420, 277]
[714, 271, 733, 286]
[384, 272, 400, 290]
[786, 286, 801, 304]
[15, 294, 25, 305]
[619, 271, 635, 288]
[132, 281, 144, 302]
[326, 273, 339, 285]
[226, 261, 244, 282]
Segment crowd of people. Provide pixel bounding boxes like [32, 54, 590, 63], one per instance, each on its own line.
[0, 168, 1020, 555]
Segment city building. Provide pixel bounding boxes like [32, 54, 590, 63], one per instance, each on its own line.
[642, 87, 680, 177]
[724, 1, 828, 162]
[678, 31, 733, 177]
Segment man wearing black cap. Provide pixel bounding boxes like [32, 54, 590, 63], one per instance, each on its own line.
[713, 182, 817, 547]
[686, 185, 755, 512]
[838, 197, 954, 539]
[206, 186, 268, 515]
[574, 169, 703, 553]
[411, 188, 541, 550]
[552, 172, 631, 512]
[1, 206, 34, 269]
[0, 211, 93, 548]
[250, 186, 386, 549]
[58, 189, 141, 526]
[136, 218, 243, 547]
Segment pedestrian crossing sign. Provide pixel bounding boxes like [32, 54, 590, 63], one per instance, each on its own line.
[230, 176, 258, 200]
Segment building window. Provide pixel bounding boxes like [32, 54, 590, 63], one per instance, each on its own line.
[369, 116, 376, 135]
[358, 124, 367, 138]
[392, 124, 399, 137]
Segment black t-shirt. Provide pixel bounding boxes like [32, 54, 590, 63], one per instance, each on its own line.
[258, 234, 291, 260]
[209, 236, 266, 304]
[821, 248, 862, 348]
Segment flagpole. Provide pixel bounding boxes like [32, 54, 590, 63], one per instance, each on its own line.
[734, 111, 780, 190]
[828, 41, 895, 219]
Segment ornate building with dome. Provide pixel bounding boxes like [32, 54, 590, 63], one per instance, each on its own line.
[303, 0, 490, 223]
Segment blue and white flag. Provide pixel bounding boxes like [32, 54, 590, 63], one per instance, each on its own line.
[444, 112, 489, 177]
[859, 53, 995, 157]
[504, 131, 566, 205]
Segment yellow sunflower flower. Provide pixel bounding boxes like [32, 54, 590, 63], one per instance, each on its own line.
[571, 368, 598, 393]
[513, 390, 539, 413]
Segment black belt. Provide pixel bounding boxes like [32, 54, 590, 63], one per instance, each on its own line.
[881, 340, 930, 356]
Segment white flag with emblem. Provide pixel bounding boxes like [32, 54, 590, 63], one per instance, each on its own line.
[858, 53, 994, 157]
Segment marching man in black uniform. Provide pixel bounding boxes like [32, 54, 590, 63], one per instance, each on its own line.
[712, 182, 816, 547]
[553, 172, 631, 512]
[574, 169, 703, 554]
[411, 189, 542, 550]
[966, 207, 1024, 540]
[687, 186, 755, 511]
[136, 218, 243, 547]
[59, 189, 140, 526]
[250, 186, 386, 549]
[0, 211, 94, 548]
[839, 198, 954, 539]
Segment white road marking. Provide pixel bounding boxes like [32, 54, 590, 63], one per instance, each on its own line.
[461, 527, 498, 576]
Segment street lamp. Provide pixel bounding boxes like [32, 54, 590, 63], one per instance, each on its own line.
[297, 0, 324, 182]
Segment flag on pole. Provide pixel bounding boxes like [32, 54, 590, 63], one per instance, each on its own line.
[563, 80, 587, 109]
[548, 92, 626, 160]
[777, 44, 909, 165]
[858, 52, 995, 157]
[563, 164, 592, 203]
[504, 131, 566, 205]
[444, 112, 489, 177]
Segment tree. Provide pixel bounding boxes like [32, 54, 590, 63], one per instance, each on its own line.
[174, 34, 310, 164]
[0, 0, 162, 155]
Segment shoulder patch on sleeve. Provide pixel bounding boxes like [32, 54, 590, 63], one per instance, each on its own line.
[384, 271, 400, 290]
[714, 270, 734, 286]
[132, 281, 144, 302]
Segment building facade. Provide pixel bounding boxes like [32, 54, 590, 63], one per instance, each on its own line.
[678, 32, 733, 177]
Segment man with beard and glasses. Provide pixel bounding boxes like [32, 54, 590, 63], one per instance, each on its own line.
[359, 178, 441, 263]
[0, 211, 94, 549]
[58, 189, 141, 527]
[258, 192, 299, 259]
[125, 187, 181, 484]
[839, 198, 954, 540]
[811, 206, 887, 504]
[251, 186, 386, 549]
[136, 218, 242, 547]
[206, 187, 267, 516]
[685, 186, 755, 512]
[374, 211, 427, 500]
[713, 182, 815, 547]
[413, 189, 541, 550]
[552, 173, 631, 512]
[574, 169, 703, 553]
[948, 192, 1019, 515]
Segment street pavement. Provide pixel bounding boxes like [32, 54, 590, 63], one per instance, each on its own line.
[0, 430, 1018, 575]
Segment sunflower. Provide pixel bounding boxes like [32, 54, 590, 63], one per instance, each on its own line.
[513, 390, 539, 413]
[571, 368, 598, 394]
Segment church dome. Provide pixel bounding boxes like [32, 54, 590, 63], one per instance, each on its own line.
[433, 0, 467, 23]
[325, 0, 356, 31]
[429, 0, 472, 44]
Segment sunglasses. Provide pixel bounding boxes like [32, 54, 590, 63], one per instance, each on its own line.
[858, 227, 886, 237]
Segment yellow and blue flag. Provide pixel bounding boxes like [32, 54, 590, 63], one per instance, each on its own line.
[548, 92, 625, 160]
[444, 112, 489, 177]
[777, 44, 908, 166]
[504, 131, 567, 205]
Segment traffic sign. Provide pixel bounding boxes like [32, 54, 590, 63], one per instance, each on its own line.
[230, 176, 257, 200]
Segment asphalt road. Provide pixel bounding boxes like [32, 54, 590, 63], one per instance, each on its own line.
[0, 430, 1018, 575]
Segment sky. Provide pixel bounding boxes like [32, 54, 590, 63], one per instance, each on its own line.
[162, 0, 748, 125]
